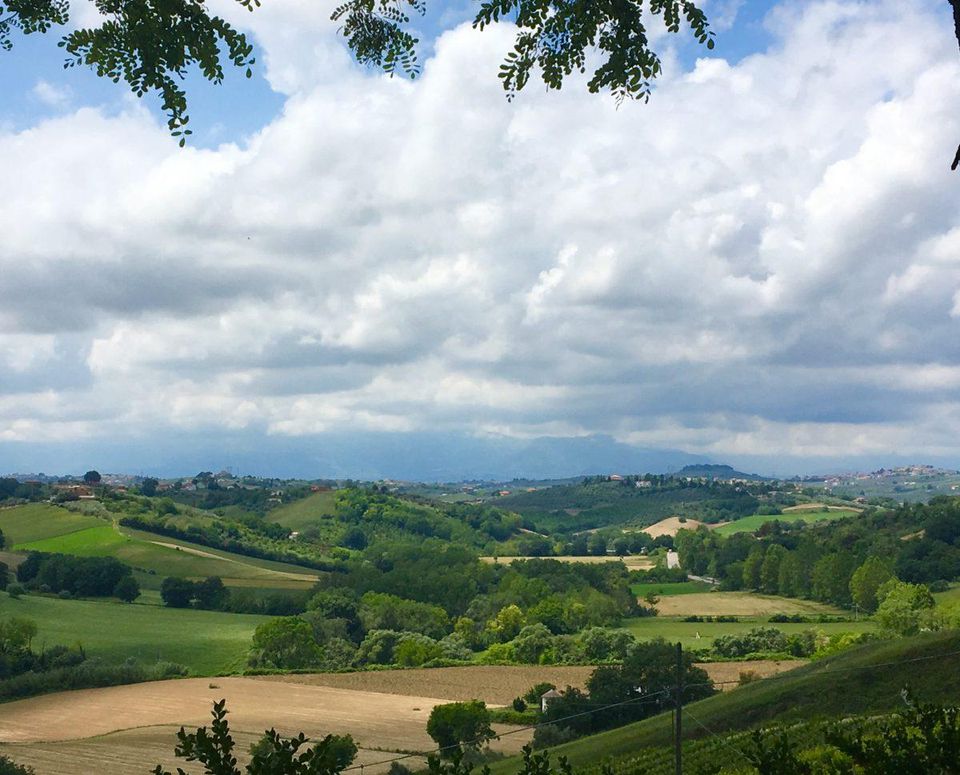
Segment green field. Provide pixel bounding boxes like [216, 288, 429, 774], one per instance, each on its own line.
[270, 491, 339, 531]
[0, 503, 105, 546]
[630, 581, 712, 597]
[0, 594, 269, 674]
[621, 616, 875, 648]
[712, 509, 859, 536]
[23, 525, 318, 590]
[490, 630, 960, 774]
[1, 503, 320, 591]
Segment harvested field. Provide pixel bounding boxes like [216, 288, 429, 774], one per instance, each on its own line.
[698, 659, 805, 689]
[0, 676, 533, 775]
[653, 592, 845, 617]
[262, 665, 595, 704]
[636, 517, 706, 538]
[480, 555, 654, 569]
[263, 663, 803, 699]
[781, 503, 862, 513]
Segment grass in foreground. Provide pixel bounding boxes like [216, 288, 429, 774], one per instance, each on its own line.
[489, 629, 960, 774]
[0, 594, 269, 675]
[713, 509, 858, 536]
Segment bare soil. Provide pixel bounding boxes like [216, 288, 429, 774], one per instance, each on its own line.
[637, 517, 707, 538]
[698, 659, 806, 689]
[261, 665, 595, 705]
[0, 676, 533, 774]
[654, 592, 842, 617]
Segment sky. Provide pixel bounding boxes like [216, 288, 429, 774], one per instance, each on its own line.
[2, 0, 960, 480]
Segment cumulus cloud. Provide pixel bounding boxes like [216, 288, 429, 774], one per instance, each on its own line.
[2, 0, 960, 472]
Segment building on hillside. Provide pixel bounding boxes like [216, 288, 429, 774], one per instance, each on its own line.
[541, 689, 562, 713]
[666, 550, 680, 570]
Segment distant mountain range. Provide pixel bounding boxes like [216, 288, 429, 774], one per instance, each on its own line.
[1, 431, 710, 482]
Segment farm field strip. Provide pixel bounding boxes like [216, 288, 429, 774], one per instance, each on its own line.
[650, 592, 848, 617]
[0, 594, 269, 674]
[0, 504, 105, 546]
[622, 616, 876, 647]
[270, 491, 338, 530]
[635, 517, 707, 537]
[712, 509, 859, 536]
[480, 555, 655, 569]
[259, 665, 596, 705]
[0, 676, 534, 775]
[631, 581, 712, 597]
[11, 514, 319, 589]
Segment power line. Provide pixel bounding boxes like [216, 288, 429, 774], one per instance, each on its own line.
[681, 706, 753, 766]
[343, 645, 960, 773]
[341, 689, 673, 772]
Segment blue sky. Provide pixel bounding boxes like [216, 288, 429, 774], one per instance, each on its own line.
[2, 0, 960, 481]
[0, 0, 776, 146]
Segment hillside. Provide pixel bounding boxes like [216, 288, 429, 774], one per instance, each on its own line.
[489, 629, 960, 773]
[495, 477, 796, 534]
[0, 594, 269, 674]
[674, 464, 767, 481]
[0, 503, 323, 592]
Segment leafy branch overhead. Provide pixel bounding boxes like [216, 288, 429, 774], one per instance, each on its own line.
[0, 0, 713, 139]
[1, 0, 959, 169]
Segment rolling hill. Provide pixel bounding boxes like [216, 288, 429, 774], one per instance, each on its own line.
[489, 629, 960, 774]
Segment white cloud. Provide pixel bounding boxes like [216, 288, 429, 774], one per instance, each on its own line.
[2, 0, 960, 467]
[30, 80, 72, 109]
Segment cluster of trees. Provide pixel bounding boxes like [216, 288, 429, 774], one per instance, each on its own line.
[712, 627, 828, 660]
[673, 497, 960, 611]
[159, 576, 308, 616]
[0, 617, 84, 681]
[247, 555, 643, 671]
[170, 482, 315, 515]
[503, 476, 800, 535]
[499, 528, 672, 559]
[16, 553, 140, 601]
[0, 478, 44, 504]
[119, 515, 341, 573]
[332, 490, 522, 549]
[534, 639, 715, 742]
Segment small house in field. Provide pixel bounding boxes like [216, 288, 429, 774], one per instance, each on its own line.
[541, 689, 562, 713]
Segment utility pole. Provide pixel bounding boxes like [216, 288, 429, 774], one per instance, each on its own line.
[674, 641, 683, 775]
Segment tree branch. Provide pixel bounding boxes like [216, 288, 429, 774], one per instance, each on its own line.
[950, 1, 960, 169]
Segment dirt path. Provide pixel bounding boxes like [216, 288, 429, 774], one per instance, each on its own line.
[145, 541, 319, 582]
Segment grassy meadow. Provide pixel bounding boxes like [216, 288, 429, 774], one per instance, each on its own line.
[0, 594, 269, 674]
[712, 508, 859, 536]
[621, 616, 875, 648]
[0, 503, 319, 591]
[270, 491, 338, 531]
[0, 504, 105, 546]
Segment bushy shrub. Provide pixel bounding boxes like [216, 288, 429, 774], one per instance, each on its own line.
[531, 723, 577, 749]
[393, 633, 443, 666]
